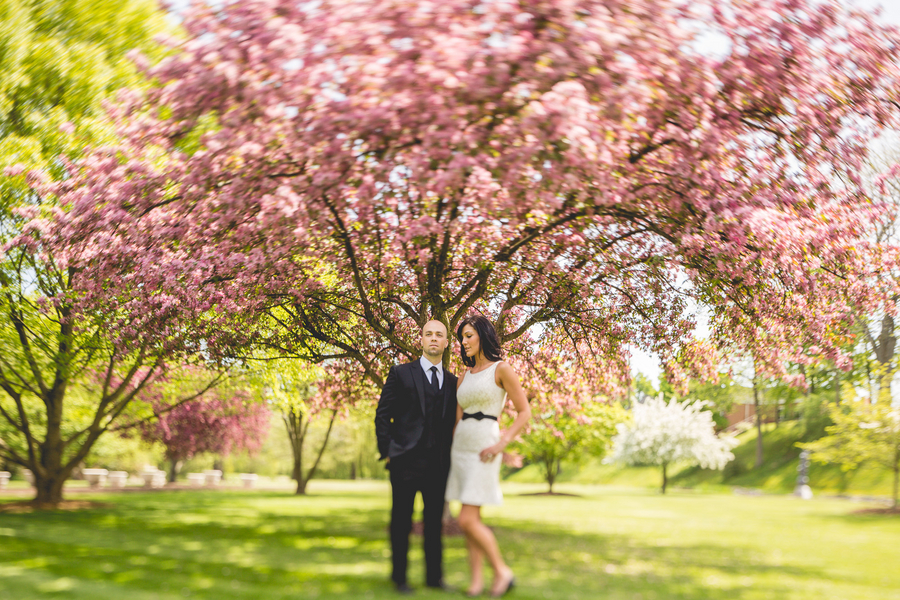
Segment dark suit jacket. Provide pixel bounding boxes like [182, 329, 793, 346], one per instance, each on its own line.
[375, 360, 458, 469]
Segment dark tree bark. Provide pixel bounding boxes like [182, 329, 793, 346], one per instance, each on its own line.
[752, 374, 764, 469]
[284, 406, 338, 495]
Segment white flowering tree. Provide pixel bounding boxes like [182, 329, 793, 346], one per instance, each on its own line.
[608, 397, 738, 493]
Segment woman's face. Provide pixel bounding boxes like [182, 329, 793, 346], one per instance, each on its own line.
[460, 324, 481, 358]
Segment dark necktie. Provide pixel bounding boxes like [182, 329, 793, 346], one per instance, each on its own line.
[429, 366, 440, 392]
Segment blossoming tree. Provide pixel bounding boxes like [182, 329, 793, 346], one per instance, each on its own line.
[21, 0, 900, 400]
[0, 0, 186, 508]
[139, 387, 271, 483]
[608, 397, 738, 493]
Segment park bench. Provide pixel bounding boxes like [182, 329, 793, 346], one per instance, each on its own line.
[0, 471, 9, 490]
[107, 471, 129, 488]
[141, 467, 166, 488]
[203, 470, 222, 486]
[82, 468, 109, 488]
[240, 473, 258, 488]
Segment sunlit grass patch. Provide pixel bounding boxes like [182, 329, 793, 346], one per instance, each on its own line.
[1, 482, 898, 599]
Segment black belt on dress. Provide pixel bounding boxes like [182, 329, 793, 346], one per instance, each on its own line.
[462, 412, 497, 421]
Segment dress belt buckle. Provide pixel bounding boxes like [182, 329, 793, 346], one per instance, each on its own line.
[462, 411, 497, 421]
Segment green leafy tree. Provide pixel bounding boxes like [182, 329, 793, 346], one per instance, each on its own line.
[631, 372, 658, 408]
[256, 358, 376, 494]
[800, 401, 900, 509]
[0, 0, 175, 507]
[511, 403, 625, 494]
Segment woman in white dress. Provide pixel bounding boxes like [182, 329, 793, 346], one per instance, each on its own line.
[445, 315, 531, 597]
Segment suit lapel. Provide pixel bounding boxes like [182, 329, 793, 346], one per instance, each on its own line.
[410, 361, 427, 417]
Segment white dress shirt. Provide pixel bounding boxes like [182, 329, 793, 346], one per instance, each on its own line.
[419, 356, 444, 389]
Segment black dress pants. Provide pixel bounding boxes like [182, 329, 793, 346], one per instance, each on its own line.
[389, 448, 448, 586]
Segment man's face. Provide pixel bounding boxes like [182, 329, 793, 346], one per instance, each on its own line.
[421, 320, 449, 359]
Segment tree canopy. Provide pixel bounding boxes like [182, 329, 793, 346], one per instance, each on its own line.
[0, 0, 178, 507]
[27, 0, 900, 392]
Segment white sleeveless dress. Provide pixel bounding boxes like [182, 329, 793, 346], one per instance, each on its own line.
[445, 362, 507, 506]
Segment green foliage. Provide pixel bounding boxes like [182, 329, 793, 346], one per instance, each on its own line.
[630, 372, 657, 407]
[800, 400, 900, 507]
[0, 0, 171, 180]
[796, 391, 834, 438]
[524, 419, 899, 500]
[510, 402, 626, 492]
[0, 0, 176, 504]
[657, 371, 746, 428]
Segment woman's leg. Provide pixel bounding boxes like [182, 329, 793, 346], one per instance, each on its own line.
[464, 531, 485, 594]
[457, 504, 514, 595]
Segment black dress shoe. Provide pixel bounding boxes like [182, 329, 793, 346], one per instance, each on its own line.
[395, 582, 415, 595]
[426, 580, 453, 592]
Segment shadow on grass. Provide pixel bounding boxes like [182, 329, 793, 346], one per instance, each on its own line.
[490, 517, 830, 600]
[0, 489, 836, 599]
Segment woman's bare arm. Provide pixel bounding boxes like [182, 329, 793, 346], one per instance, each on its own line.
[479, 362, 531, 461]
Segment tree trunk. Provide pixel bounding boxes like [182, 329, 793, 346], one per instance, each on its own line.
[752, 376, 764, 469]
[29, 415, 79, 507]
[284, 407, 339, 496]
[32, 472, 67, 508]
[661, 462, 668, 494]
[892, 464, 898, 510]
[834, 369, 841, 406]
[876, 314, 895, 403]
[168, 458, 180, 483]
[292, 433, 306, 494]
[543, 455, 557, 493]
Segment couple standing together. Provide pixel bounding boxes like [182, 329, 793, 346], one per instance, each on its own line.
[375, 315, 531, 597]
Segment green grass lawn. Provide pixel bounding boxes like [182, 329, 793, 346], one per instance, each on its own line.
[1, 481, 899, 600]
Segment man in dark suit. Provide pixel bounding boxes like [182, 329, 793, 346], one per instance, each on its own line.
[375, 320, 458, 594]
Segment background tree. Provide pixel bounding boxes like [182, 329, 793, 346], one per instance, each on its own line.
[0, 0, 185, 507]
[33, 0, 900, 397]
[857, 137, 900, 404]
[138, 383, 270, 483]
[659, 369, 741, 430]
[608, 397, 738, 493]
[631, 373, 659, 408]
[258, 358, 376, 495]
[509, 344, 627, 493]
[511, 402, 624, 494]
[800, 401, 900, 509]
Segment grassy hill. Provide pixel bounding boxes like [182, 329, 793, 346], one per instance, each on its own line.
[506, 421, 898, 500]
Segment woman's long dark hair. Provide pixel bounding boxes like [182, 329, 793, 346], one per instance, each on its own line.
[456, 314, 503, 368]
